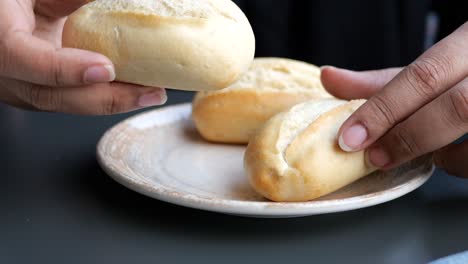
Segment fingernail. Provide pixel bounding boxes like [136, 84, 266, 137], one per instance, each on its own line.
[367, 147, 392, 168]
[84, 65, 115, 83]
[138, 90, 167, 107]
[320, 65, 336, 71]
[339, 124, 368, 152]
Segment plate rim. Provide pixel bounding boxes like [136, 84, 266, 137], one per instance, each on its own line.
[97, 103, 434, 217]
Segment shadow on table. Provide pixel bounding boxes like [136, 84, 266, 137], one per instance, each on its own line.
[55, 155, 468, 263]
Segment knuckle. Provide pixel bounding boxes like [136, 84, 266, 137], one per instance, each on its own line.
[102, 93, 124, 115]
[365, 95, 399, 129]
[47, 52, 66, 87]
[0, 55, 6, 77]
[24, 85, 62, 112]
[405, 58, 449, 99]
[448, 86, 468, 125]
[0, 33, 14, 75]
[387, 125, 421, 158]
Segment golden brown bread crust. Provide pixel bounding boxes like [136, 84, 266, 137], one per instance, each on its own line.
[244, 99, 376, 202]
[192, 90, 324, 144]
[192, 58, 333, 144]
[62, 0, 255, 91]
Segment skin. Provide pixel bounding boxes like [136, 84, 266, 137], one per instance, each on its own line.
[321, 22, 468, 178]
[0, 0, 166, 115]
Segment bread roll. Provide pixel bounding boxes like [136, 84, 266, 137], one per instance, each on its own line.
[244, 99, 376, 202]
[62, 0, 255, 91]
[192, 58, 333, 144]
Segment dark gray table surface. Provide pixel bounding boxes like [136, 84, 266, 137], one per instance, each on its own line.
[1, 91, 468, 264]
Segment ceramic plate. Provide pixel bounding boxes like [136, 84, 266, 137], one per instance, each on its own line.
[97, 103, 434, 218]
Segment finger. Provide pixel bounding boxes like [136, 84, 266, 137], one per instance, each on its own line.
[34, 0, 90, 18]
[0, 0, 34, 35]
[59, 84, 167, 115]
[0, 79, 35, 110]
[321, 66, 402, 99]
[0, 31, 115, 87]
[339, 22, 468, 152]
[10, 80, 167, 115]
[434, 140, 468, 178]
[365, 78, 468, 169]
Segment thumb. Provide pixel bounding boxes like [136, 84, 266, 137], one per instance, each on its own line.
[321, 66, 402, 100]
[1, 32, 115, 87]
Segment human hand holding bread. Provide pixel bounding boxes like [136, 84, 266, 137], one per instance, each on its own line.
[0, 0, 167, 114]
[62, 0, 255, 91]
[1, 0, 465, 201]
[322, 22, 468, 179]
[0, 0, 254, 114]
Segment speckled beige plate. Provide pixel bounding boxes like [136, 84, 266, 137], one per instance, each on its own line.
[97, 103, 434, 218]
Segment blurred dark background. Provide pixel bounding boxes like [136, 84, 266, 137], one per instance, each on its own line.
[232, 0, 467, 70]
[168, 0, 468, 100]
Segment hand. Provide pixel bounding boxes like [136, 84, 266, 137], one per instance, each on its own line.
[0, 0, 166, 115]
[321, 22, 468, 178]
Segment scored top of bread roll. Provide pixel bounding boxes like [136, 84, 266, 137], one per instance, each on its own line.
[86, 0, 241, 19]
[63, 0, 255, 91]
[196, 58, 329, 95]
[192, 58, 333, 143]
[244, 99, 376, 202]
[274, 100, 347, 172]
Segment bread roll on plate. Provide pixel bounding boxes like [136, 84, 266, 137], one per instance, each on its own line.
[244, 99, 377, 202]
[192, 58, 333, 144]
[63, 0, 255, 91]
